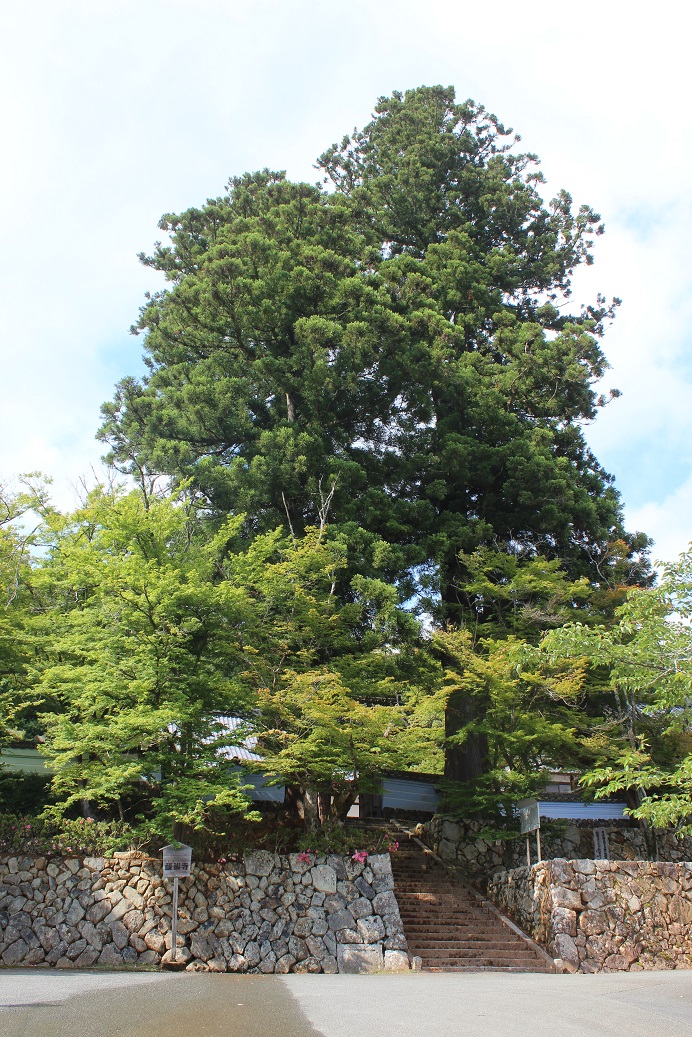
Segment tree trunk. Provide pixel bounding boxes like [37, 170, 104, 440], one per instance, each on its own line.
[284, 784, 305, 820]
[302, 788, 320, 831]
[440, 574, 488, 784]
[330, 789, 359, 821]
[444, 687, 488, 782]
[318, 792, 331, 824]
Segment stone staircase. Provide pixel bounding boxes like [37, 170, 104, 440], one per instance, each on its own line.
[390, 835, 553, 972]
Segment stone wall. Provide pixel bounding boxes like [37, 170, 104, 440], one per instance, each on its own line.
[0, 850, 410, 974]
[488, 859, 692, 973]
[419, 818, 509, 879]
[420, 816, 692, 882]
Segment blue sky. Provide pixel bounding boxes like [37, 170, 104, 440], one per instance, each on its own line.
[2, 0, 690, 562]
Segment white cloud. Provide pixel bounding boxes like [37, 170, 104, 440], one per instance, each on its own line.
[628, 476, 692, 566]
[0, 0, 690, 551]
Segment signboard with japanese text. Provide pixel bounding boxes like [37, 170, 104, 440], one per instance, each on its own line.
[518, 798, 540, 835]
[162, 843, 193, 878]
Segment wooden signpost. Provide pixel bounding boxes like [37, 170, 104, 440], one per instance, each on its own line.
[162, 843, 192, 963]
[518, 798, 541, 867]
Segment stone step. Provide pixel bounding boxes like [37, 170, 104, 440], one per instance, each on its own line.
[399, 903, 492, 912]
[421, 961, 549, 971]
[423, 962, 551, 970]
[398, 900, 489, 909]
[395, 887, 476, 894]
[391, 834, 551, 974]
[404, 932, 503, 941]
[412, 946, 538, 959]
[399, 906, 496, 917]
[397, 897, 483, 905]
[403, 929, 501, 937]
[399, 892, 473, 901]
[400, 918, 493, 928]
[397, 896, 482, 904]
[407, 937, 508, 945]
[409, 940, 528, 950]
[397, 893, 476, 899]
[399, 909, 487, 916]
[418, 952, 548, 964]
[402, 920, 491, 928]
[398, 898, 484, 905]
[416, 949, 543, 958]
[400, 918, 492, 927]
[401, 918, 496, 925]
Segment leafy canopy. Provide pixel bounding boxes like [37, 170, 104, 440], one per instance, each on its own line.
[542, 549, 692, 833]
[25, 482, 429, 837]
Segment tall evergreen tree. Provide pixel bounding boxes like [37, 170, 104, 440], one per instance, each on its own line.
[99, 86, 651, 781]
[320, 86, 651, 780]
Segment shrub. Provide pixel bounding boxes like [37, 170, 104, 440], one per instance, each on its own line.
[0, 814, 135, 857]
[295, 820, 400, 855]
[0, 769, 53, 815]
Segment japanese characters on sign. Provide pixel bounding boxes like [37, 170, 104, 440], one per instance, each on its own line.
[162, 843, 193, 878]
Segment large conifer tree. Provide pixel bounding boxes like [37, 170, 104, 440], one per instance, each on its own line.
[100, 86, 651, 781]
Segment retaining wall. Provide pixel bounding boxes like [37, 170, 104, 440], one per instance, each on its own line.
[488, 859, 692, 973]
[0, 850, 410, 974]
[420, 815, 692, 881]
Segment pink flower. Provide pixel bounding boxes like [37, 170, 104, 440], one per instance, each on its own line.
[352, 850, 368, 863]
[387, 841, 399, 853]
[296, 851, 312, 864]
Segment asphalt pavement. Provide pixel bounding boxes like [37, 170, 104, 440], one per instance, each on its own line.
[1, 969, 692, 1037]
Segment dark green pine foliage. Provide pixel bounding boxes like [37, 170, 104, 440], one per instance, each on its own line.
[100, 87, 652, 780]
[99, 172, 411, 581]
[318, 85, 649, 601]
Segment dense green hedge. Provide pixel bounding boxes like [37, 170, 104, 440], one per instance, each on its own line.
[0, 769, 53, 815]
[0, 814, 133, 857]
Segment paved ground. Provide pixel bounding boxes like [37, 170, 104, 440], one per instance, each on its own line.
[1, 969, 692, 1037]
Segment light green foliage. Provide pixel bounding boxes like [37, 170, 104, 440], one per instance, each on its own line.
[217, 528, 431, 823]
[32, 485, 257, 837]
[0, 476, 53, 744]
[444, 549, 597, 640]
[435, 628, 591, 822]
[27, 484, 428, 834]
[436, 549, 622, 789]
[252, 669, 407, 822]
[543, 549, 692, 832]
